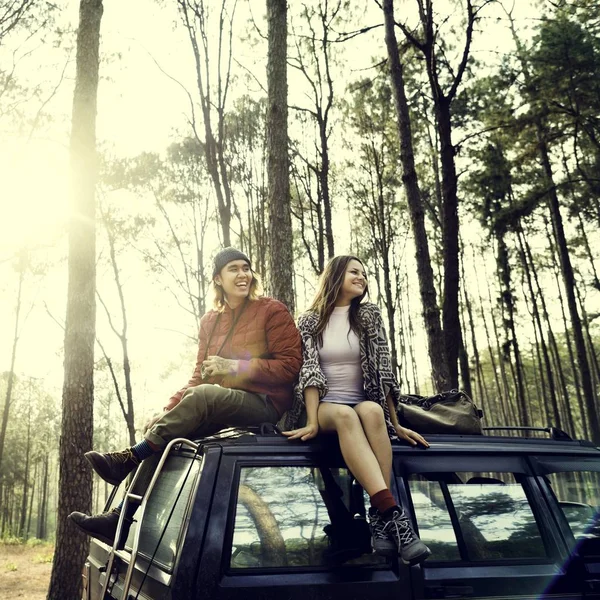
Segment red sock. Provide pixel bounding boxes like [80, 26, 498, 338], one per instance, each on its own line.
[370, 489, 397, 514]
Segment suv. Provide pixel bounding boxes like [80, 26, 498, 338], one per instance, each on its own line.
[83, 427, 600, 600]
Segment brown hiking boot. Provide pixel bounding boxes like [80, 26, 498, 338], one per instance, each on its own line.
[69, 509, 134, 549]
[85, 448, 139, 486]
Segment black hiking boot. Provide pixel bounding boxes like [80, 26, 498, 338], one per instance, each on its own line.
[85, 448, 140, 486]
[69, 509, 134, 549]
[368, 507, 396, 556]
[382, 509, 431, 565]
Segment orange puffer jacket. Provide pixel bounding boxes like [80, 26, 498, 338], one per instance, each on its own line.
[166, 297, 302, 417]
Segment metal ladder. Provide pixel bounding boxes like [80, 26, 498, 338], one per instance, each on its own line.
[100, 437, 200, 600]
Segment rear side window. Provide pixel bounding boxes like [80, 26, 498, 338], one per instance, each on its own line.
[230, 466, 386, 569]
[409, 471, 547, 562]
[125, 454, 202, 571]
[546, 470, 600, 544]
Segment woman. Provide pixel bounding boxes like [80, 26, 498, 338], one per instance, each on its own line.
[70, 247, 302, 548]
[283, 255, 430, 565]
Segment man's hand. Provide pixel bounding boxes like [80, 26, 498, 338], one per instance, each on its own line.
[282, 422, 319, 442]
[143, 412, 165, 434]
[395, 425, 429, 448]
[202, 355, 239, 377]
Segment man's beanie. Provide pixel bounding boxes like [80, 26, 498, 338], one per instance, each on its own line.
[212, 247, 251, 277]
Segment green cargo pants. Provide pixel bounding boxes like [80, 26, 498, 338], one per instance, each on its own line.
[131, 384, 279, 496]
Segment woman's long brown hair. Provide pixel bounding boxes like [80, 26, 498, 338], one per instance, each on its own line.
[308, 255, 368, 346]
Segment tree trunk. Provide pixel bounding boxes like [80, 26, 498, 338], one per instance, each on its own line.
[382, 0, 450, 391]
[495, 235, 529, 426]
[436, 98, 462, 390]
[515, 227, 561, 428]
[545, 217, 589, 438]
[26, 461, 37, 540]
[47, 1, 103, 597]
[0, 251, 25, 477]
[38, 454, 49, 540]
[267, 0, 294, 312]
[19, 397, 32, 537]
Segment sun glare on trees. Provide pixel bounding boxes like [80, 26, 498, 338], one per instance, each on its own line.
[0, 140, 69, 253]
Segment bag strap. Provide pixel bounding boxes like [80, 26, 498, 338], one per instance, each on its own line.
[203, 298, 250, 361]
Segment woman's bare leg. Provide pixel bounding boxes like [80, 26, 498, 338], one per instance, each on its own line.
[317, 402, 387, 496]
[354, 402, 393, 489]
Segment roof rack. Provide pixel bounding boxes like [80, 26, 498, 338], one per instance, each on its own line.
[482, 426, 572, 441]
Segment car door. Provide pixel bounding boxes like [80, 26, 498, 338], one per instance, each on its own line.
[528, 453, 600, 600]
[196, 447, 415, 600]
[394, 451, 577, 600]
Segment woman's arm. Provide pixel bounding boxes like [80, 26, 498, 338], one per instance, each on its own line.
[282, 386, 320, 441]
[386, 394, 429, 448]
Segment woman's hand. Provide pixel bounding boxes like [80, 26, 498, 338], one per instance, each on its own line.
[395, 425, 429, 448]
[282, 422, 319, 442]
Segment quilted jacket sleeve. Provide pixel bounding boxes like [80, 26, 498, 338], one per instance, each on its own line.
[164, 315, 211, 410]
[236, 300, 302, 385]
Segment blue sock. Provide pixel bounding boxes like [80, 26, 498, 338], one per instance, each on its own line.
[131, 439, 155, 461]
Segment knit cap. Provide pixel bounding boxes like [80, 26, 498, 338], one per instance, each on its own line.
[212, 247, 251, 277]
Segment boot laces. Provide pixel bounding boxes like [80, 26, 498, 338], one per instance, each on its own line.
[383, 510, 416, 546]
[369, 511, 389, 540]
[109, 448, 138, 464]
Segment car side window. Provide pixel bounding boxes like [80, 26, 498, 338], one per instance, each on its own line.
[546, 470, 600, 544]
[230, 466, 386, 569]
[124, 454, 202, 571]
[409, 471, 547, 561]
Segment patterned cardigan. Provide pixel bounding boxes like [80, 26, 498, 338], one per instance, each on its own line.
[281, 302, 402, 440]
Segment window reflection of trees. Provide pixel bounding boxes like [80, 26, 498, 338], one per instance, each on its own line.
[409, 471, 546, 561]
[232, 467, 380, 569]
[547, 471, 600, 541]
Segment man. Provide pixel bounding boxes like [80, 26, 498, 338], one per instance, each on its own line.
[69, 247, 302, 546]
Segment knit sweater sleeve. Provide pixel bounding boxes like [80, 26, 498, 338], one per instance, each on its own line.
[372, 305, 402, 406]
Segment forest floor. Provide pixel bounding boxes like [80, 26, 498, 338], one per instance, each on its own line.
[0, 540, 53, 599]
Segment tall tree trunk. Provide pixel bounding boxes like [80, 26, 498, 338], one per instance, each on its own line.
[267, 0, 294, 311]
[495, 235, 529, 425]
[544, 217, 589, 438]
[19, 396, 32, 537]
[382, 0, 450, 391]
[26, 461, 36, 540]
[515, 228, 560, 428]
[38, 454, 49, 540]
[437, 98, 462, 390]
[487, 279, 516, 425]
[48, 1, 103, 597]
[0, 251, 25, 479]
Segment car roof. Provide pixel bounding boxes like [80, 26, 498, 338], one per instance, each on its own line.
[177, 429, 600, 458]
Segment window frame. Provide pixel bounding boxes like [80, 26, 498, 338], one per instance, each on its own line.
[528, 454, 600, 554]
[395, 454, 563, 567]
[224, 458, 396, 575]
[127, 451, 204, 574]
